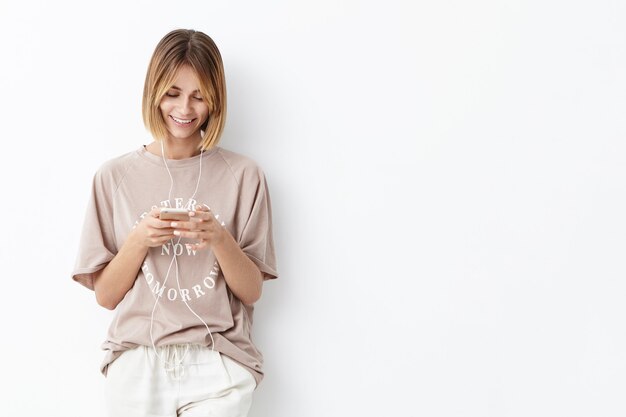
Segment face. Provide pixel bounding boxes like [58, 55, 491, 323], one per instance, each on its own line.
[159, 65, 210, 142]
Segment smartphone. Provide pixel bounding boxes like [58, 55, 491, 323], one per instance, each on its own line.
[159, 208, 191, 221]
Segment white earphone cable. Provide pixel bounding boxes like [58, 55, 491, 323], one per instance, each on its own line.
[148, 140, 215, 378]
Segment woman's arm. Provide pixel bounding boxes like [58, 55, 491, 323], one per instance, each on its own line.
[93, 232, 149, 310]
[210, 230, 263, 306]
[172, 207, 263, 306]
[93, 207, 175, 310]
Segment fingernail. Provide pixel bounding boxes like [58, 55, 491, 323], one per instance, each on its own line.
[173, 230, 180, 236]
[171, 222, 178, 227]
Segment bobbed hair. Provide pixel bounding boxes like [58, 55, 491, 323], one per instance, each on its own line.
[142, 29, 227, 150]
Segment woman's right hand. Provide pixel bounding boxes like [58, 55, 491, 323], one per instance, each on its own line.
[129, 207, 177, 248]
[94, 206, 173, 310]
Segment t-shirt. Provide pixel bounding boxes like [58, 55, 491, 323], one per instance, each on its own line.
[71, 145, 278, 386]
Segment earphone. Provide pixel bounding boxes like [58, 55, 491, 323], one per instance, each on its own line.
[148, 139, 216, 379]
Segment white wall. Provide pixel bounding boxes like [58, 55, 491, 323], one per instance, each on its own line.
[1, 0, 625, 416]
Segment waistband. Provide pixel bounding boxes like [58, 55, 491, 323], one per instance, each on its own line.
[150, 343, 216, 381]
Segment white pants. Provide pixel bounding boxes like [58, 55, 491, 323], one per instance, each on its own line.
[104, 344, 256, 417]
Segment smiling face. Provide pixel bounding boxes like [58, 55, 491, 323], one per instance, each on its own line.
[159, 65, 210, 142]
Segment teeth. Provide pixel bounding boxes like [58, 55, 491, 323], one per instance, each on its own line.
[172, 116, 193, 124]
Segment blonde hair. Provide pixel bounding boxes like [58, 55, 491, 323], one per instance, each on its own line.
[142, 29, 227, 150]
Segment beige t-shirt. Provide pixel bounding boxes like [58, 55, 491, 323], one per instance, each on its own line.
[71, 145, 278, 386]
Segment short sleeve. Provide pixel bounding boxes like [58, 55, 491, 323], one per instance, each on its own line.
[237, 169, 278, 281]
[71, 168, 118, 290]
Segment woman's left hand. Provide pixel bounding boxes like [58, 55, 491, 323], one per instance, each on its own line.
[170, 205, 226, 250]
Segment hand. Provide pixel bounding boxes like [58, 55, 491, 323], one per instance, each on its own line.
[170, 205, 227, 250]
[130, 207, 177, 248]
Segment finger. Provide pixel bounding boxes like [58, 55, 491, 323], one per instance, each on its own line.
[187, 240, 210, 251]
[189, 210, 212, 221]
[149, 216, 178, 228]
[189, 205, 211, 217]
[147, 228, 175, 238]
[173, 230, 206, 239]
[149, 207, 162, 217]
[150, 235, 175, 246]
[196, 240, 210, 250]
[189, 215, 212, 226]
[170, 220, 206, 230]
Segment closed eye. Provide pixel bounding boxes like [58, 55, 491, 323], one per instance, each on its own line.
[165, 93, 204, 101]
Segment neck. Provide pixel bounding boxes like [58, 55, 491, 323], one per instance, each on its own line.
[146, 137, 203, 160]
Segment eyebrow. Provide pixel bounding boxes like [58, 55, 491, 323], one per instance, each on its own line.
[170, 86, 201, 94]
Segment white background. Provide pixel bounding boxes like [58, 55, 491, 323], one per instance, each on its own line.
[0, 0, 625, 416]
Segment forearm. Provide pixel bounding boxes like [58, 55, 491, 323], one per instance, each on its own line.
[93, 231, 149, 310]
[212, 231, 263, 306]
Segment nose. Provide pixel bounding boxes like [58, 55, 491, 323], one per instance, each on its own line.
[177, 97, 194, 116]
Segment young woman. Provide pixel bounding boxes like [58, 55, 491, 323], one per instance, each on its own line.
[71, 28, 278, 417]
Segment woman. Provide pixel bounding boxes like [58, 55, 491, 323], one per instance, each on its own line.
[71, 28, 278, 417]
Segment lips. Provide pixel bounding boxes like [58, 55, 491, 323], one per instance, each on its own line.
[170, 115, 196, 126]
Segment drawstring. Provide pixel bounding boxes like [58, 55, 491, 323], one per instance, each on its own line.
[162, 344, 189, 381]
